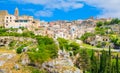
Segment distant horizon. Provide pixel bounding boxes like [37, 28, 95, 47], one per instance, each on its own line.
[0, 7, 113, 22]
[0, 0, 120, 21]
[0, 7, 99, 22]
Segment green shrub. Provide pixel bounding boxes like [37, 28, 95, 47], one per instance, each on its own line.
[69, 42, 80, 50]
[9, 41, 16, 47]
[80, 32, 95, 42]
[28, 36, 58, 64]
[16, 44, 27, 54]
[57, 38, 69, 50]
[96, 21, 103, 27]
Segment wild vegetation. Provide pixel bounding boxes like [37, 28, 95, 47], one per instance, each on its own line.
[80, 18, 120, 49]
[57, 38, 120, 73]
[0, 18, 120, 73]
[0, 27, 58, 72]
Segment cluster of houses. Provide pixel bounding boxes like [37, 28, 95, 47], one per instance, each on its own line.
[34, 19, 96, 39]
[0, 8, 113, 40]
[34, 17, 112, 40]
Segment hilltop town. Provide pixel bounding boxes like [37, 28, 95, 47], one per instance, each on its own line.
[0, 8, 112, 40]
[0, 8, 120, 73]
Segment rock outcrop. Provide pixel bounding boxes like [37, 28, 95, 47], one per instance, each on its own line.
[42, 49, 81, 73]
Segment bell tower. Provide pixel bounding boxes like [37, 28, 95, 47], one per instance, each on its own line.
[14, 7, 19, 17]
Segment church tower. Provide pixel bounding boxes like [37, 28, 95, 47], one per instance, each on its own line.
[14, 7, 19, 17]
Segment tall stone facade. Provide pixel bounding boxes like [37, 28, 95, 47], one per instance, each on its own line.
[0, 10, 8, 27]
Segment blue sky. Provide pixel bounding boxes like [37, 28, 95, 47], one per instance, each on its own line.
[0, 0, 120, 21]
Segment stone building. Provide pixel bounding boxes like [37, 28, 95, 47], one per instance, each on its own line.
[0, 8, 40, 29]
[0, 10, 8, 27]
[4, 14, 16, 28]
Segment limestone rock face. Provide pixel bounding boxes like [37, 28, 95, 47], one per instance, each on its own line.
[14, 64, 20, 70]
[42, 49, 81, 73]
[17, 29, 23, 34]
[0, 69, 6, 73]
[21, 54, 30, 65]
[0, 53, 16, 66]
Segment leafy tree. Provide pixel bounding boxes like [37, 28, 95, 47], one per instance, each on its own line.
[104, 21, 110, 25]
[116, 40, 120, 46]
[28, 50, 50, 64]
[110, 18, 120, 24]
[37, 36, 54, 45]
[96, 21, 104, 27]
[57, 38, 69, 50]
[95, 27, 107, 35]
[69, 42, 80, 50]
[80, 32, 95, 42]
[110, 35, 120, 47]
[9, 40, 16, 47]
[28, 36, 58, 65]
[16, 44, 27, 54]
[110, 35, 118, 43]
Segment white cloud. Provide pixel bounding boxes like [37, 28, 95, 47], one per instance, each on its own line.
[14, 0, 84, 17]
[14, 0, 120, 18]
[34, 10, 53, 17]
[16, 0, 51, 5]
[16, 0, 84, 11]
[83, 0, 120, 18]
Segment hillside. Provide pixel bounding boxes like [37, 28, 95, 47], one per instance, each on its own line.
[0, 21, 120, 73]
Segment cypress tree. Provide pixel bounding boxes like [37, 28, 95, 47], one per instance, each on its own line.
[116, 54, 119, 73]
[90, 50, 99, 73]
[111, 62, 115, 73]
[106, 47, 111, 73]
[99, 50, 107, 73]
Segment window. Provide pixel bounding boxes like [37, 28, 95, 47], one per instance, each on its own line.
[92, 44, 94, 46]
[6, 17, 8, 19]
[10, 20, 12, 22]
[103, 39, 105, 41]
[15, 20, 18, 22]
[6, 24, 8, 26]
[106, 39, 108, 41]
[10, 17, 12, 19]
[6, 20, 8, 23]
[20, 20, 23, 22]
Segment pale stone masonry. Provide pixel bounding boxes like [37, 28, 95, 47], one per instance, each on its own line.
[0, 8, 112, 40]
[0, 8, 40, 30]
[0, 10, 8, 27]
